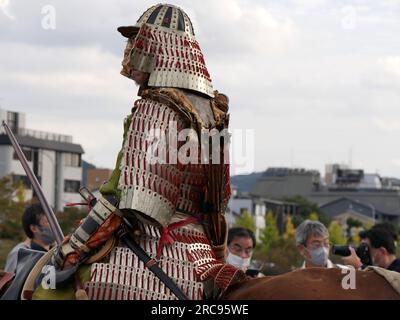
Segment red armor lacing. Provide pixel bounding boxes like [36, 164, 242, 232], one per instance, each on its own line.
[155, 216, 199, 260]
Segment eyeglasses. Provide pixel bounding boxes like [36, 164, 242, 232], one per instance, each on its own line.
[229, 244, 253, 256]
[307, 241, 331, 250]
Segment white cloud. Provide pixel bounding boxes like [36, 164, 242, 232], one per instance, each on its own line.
[0, 0, 400, 178]
[392, 159, 400, 167]
[383, 0, 400, 5]
[182, 0, 296, 58]
[5, 46, 128, 100]
[373, 118, 400, 132]
[292, 0, 329, 8]
[0, 0, 14, 20]
[378, 56, 400, 77]
[28, 114, 124, 167]
[0, 42, 136, 120]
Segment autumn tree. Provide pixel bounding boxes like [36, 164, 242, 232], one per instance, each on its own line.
[308, 212, 319, 221]
[260, 211, 279, 252]
[235, 209, 256, 232]
[328, 221, 347, 245]
[283, 215, 295, 240]
[0, 176, 27, 240]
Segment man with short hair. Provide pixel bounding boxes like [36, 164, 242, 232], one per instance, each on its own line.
[4, 203, 55, 273]
[296, 219, 343, 269]
[226, 227, 256, 272]
[342, 224, 400, 272]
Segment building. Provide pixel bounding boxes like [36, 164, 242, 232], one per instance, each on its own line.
[319, 197, 396, 224]
[0, 108, 84, 211]
[250, 165, 400, 226]
[226, 186, 298, 241]
[226, 194, 266, 241]
[381, 177, 400, 190]
[251, 167, 322, 199]
[86, 168, 113, 191]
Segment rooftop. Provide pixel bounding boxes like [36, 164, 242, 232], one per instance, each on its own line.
[262, 167, 320, 177]
[0, 131, 84, 154]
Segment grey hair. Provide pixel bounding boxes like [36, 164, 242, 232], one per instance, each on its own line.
[295, 219, 329, 245]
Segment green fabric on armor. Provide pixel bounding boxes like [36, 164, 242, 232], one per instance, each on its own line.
[32, 264, 91, 300]
[99, 114, 133, 200]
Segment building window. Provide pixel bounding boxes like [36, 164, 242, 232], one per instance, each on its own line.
[13, 147, 32, 162]
[64, 153, 81, 167]
[64, 180, 80, 193]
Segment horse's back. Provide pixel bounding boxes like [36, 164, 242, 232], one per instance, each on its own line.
[223, 268, 400, 300]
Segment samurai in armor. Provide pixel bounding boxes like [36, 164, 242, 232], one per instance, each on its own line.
[32, 3, 245, 300]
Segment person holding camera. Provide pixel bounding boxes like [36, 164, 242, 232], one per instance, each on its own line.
[341, 224, 400, 272]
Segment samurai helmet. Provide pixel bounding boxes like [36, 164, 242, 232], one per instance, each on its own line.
[118, 3, 214, 97]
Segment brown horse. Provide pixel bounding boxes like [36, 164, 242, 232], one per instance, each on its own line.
[2, 261, 399, 300]
[223, 268, 400, 300]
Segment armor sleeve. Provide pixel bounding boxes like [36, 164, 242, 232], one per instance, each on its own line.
[116, 98, 187, 226]
[52, 197, 122, 269]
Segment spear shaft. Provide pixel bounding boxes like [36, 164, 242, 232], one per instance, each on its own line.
[1, 121, 64, 244]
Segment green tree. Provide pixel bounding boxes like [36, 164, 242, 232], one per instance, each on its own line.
[260, 211, 279, 252]
[348, 226, 363, 246]
[283, 215, 295, 240]
[15, 182, 26, 203]
[57, 206, 89, 235]
[254, 213, 303, 274]
[0, 176, 27, 240]
[328, 221, 347, 245]
[346, 217, 363, 237]
[235, 209, 256, 232]
[283, 195, 331, 227]
[364, 221, 375, 231]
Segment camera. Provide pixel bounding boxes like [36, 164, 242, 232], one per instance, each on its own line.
[245, 268, 260, 277]
[245, 261, 264, 278]
[332, 243, 372, 266]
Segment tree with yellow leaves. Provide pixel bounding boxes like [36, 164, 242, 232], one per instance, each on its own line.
[15, 182, 26, 203]
[260, 210, 279, 252]
[284, 215, 295, 240]
[235, 209, 256, 232]
[308, 212, 319, 221]
[328, 221, 347, 245]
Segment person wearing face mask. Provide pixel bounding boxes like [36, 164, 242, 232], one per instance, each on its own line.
[4, 203, 55, 273]
[226, 227, 258, 276]
[342, 224, 400, 272]
[296, 220, 347, 269]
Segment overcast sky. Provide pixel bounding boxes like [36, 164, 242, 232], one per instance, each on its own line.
[1, 0, 400, 177]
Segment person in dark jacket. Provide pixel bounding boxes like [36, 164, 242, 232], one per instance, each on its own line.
[342, 223, 400, 272]
[4, 203, 55, 273]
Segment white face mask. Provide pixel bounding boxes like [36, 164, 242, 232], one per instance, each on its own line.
[307, 246, 329, 267]
[226, 252, 251, 271]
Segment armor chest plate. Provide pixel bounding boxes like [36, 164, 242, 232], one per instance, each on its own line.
[84, 213, 218, 300]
